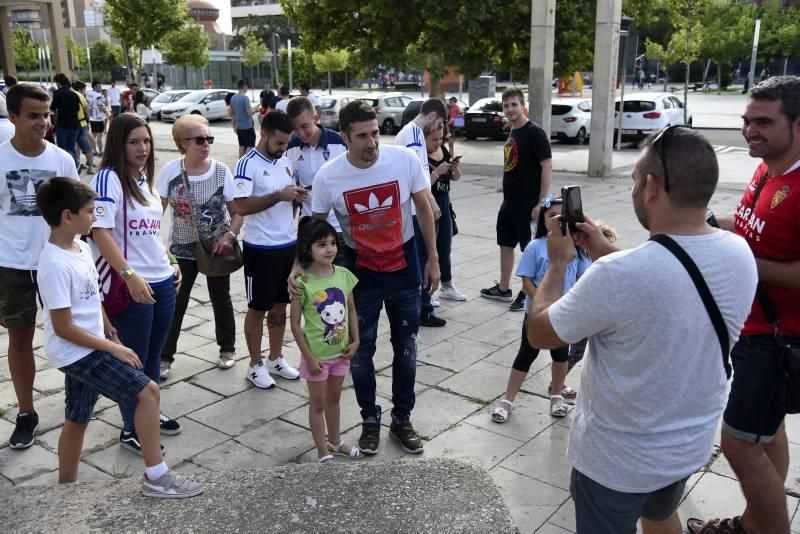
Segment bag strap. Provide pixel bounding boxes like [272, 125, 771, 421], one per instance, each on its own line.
[649, 234, 731, 379]
[179, 159, 201, 239]
[748, 173, 781, 330]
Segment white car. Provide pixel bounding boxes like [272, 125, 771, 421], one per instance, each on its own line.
[614, 92, 692, 141]
[150, 90, 192, 121]
[551, 98, 591, 144]
[159, 89, 235, 122]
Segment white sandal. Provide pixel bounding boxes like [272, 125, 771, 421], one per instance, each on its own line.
[550, 395, 568, 418]
[491, 399, 513, 423]
[326, 441, 364, 460]
[318, 454, 334, 463]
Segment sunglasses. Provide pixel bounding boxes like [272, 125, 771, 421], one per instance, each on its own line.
[651, 125, 690, 193]
[184, 136, 215, 145]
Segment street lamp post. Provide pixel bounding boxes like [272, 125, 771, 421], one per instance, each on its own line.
[615, 16, 634, 151]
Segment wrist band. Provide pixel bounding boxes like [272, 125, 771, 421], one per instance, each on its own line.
[169, 259, 178, 265]
[227, 231, 237, 239]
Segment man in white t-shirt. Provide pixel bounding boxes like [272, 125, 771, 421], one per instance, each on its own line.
[395, 98, 448, 327]
[274, 85, 290, 113]
[234, 111, 308, 390]
[309, 100, 440, 456]
[0, 83, 79, 449]
[298, 84, 320, 115]
[285, 96, 348, 263]
[86, 80, 106, 155]
[526, 127, 758, 533]
[108, 81, 122, 116]
[0, 95, 15, 144]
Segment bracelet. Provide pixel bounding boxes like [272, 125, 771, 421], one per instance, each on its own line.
[226, 231, 237, 240]
[169, 259, 178, 265]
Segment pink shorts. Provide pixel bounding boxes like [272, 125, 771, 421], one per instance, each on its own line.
[299, 356, 350, 382]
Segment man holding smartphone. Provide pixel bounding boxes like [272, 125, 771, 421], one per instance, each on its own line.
[481, 88, 552, 311]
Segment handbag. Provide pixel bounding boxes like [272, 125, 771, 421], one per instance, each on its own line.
[179, 160, 243, 277]
[95, 197, 131, 317]
[449, 203, 458, 236]
[649, 235, 731, 379]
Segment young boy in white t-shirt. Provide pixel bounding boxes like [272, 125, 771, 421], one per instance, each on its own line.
[35, 177, 203, 498]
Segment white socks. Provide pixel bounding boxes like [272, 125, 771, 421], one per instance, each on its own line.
[145, 461, 168, 481]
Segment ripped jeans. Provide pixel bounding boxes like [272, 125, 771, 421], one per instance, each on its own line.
[350, 283, 420, 424]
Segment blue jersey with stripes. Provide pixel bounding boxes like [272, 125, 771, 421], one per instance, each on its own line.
[232, 148, 296, 248]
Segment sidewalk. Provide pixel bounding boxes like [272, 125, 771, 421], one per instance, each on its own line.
[0, 160, 797, 532]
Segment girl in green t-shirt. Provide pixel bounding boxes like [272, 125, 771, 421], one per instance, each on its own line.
[290, 217, 362, 463]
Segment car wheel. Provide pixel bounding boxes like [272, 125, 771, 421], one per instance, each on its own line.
[382, 118, 396, 135]
[191, 110, 202, 116]
[574, 127, 587, 145]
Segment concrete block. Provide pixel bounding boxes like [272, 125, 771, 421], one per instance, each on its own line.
[491, 466, 570, 533]
[419, 422, 523, 470]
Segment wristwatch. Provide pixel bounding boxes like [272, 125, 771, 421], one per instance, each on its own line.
[120, 266, 135, 281]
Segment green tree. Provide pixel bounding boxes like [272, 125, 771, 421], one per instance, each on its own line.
[700, 1, 752, 92]
[65, 36, 87, 72]
[312, 48, 349, 94]
[104, 0, 188, 80]
[240, 32, 268, 83]
[279, 47, 316, 88]
[12, 27, 38, 77]
[89, 40, 124, 81]
[161, 22, 210, 89]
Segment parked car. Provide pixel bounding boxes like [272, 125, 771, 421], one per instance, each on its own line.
[613, 92, 692, 141]
[150, 90, 191, 120]
[362, 93, 413, 134]
[463, 97, 507, 140]
[141, 88, 160, 105]
[551, 98, 591, 144]
[159, 89, 235, 122]
[318, 94, 358, 130]
[400, 98, 469, 129]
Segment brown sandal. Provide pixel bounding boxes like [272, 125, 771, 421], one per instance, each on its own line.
[686, 516, 747, 534]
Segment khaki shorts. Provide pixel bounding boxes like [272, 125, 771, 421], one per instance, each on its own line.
[0, 267, 38, 329]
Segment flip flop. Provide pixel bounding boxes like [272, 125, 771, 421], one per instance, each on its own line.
[491, 399, 513, 423]
[326, 441, 364, 460]
[317, 454, 334, 464]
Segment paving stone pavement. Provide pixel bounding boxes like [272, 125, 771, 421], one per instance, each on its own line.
[0, 144, 799, 533]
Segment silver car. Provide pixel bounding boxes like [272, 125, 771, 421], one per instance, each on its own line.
[318, 95, 358, 130]
[150, 90, 191, 121]
[362, 93, 413, 134]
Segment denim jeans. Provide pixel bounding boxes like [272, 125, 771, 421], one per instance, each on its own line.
[55, 127, 79, 165]
[112, 277, 176, 432]
[161, 258, 235, 363]
[433, 192, 453, 284]
[350, 283, 420, 423]
[412, 215, 439, 315]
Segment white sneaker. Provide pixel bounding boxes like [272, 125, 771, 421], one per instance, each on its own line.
[431, 295, 441, 307]
[439, 284, 466, 301]
[267, 355, 300, 380]
[247, 361, 275, 389]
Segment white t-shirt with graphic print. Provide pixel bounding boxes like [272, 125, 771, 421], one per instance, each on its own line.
[90, 168, 174, 283]
[0, 141, 79, 270]
[233, 149, 296, 247]
[38, 240, 104, 368]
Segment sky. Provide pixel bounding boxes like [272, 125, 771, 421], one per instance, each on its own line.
[209, 0, 233, 34]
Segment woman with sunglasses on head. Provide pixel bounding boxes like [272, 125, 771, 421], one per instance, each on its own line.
[90, 113, 182, 454]
[157, 114, 242, 378]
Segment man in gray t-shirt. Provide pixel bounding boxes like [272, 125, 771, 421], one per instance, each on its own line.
[527, 128, 758, 533]
[230, 79, 258, 157]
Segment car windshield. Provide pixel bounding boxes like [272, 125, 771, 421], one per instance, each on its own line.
[179, 92, 207, 104]
[319, 98, 336, 109]
[469, 99, 501, 113]
[552, 104, 573, 115]
[615, 100, 656, 112]
[152, 93, 173, 103]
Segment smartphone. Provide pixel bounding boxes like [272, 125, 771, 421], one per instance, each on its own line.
[452, 155, 462, 163]
[561, 185, 584, 235]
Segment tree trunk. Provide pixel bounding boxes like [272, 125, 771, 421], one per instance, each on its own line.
[784, 57, 789, 76]
[429, 71, 441, 97]
[122, 40, 134, 83]
[718, 63, 722, 95]
[184, 65, 188, 89]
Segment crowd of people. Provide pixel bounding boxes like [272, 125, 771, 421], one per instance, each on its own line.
[0, 71, 797, 533]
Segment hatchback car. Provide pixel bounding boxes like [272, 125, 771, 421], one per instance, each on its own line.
[551, 98, 591, 144]
[463, 97, 507, 140]
[160, 89, 235, 122]
[400, 98, 469, 129]
[317, 94, 358, 130]
[150, 90, 191, 121]
[614, 93, 692, 141]
[362, 93, 413, 134]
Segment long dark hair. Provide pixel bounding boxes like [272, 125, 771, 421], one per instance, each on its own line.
[296, 216, 337, 267]
[100, 113, 155, 206]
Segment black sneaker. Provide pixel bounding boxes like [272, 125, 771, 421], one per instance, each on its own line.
[159, 412, 182, 436]
[480, 282, 513, 302]
[390, 420, 424, 454]
[9, 411, 38, 449]
[509, 291, 526, 312]
[120, 431, 166, 456]
[358, 421, 381, 455]
[420, 312, 447, 327]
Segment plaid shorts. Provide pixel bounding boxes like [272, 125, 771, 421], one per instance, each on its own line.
[59, 350, 151, 424]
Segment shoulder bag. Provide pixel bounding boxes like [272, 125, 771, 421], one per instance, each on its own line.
[179, 160, 243, 277]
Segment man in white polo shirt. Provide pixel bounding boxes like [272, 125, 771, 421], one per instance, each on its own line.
[234, 111, 308, 389]
[285, 96, 348, 263]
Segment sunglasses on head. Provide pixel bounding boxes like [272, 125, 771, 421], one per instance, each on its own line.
[185, 136, 215, 145]
[651, 125, 691, 193]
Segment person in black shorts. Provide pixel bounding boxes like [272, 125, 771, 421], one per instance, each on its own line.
[480, 88, 552, 312]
